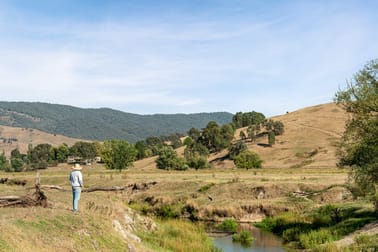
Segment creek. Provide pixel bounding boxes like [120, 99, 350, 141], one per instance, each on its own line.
[209, 224, 286, 252]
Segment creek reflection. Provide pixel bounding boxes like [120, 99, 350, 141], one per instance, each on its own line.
[208, 223, 286, 252]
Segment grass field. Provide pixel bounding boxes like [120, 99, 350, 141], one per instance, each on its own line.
[0, 162, 359, 251]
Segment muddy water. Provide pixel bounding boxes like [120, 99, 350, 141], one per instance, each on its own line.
[211, 224, 286, 252]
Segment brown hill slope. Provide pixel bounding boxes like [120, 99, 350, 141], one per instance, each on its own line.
[0, 125, 84, 157]
[210, 102, 349, 169]
[264, 102, 348, 168]
[133, 102, 349, 170]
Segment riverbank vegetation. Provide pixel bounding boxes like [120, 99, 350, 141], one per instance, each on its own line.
[255, 203, 377, 251]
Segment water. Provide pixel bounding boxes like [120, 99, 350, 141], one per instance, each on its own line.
[211, 225, 286, 252]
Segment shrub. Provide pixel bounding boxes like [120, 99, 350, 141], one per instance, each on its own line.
[282, 227, 302, 242]
[234, 150, 262, 169]
[217, 219, 238, 232]
[156, 146, 186, 170]
[312, 204, 342, 227]
[10, 158, 24, 172]
[155, 205, 180, 219]
[0, 152, 8, 170]
[187, 154, 209, 170]
[232, 230, 254, 246]
[254, 212, 307, 236]
[298, 229, 334, 249]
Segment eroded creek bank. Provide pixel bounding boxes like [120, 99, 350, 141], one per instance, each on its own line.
[124, 180, 353, 223]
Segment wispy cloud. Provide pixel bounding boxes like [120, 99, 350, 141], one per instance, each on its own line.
[0, 1, 377, 115]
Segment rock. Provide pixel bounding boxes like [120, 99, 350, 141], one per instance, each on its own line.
[127, 243, 136, 252]
[257, 191, 265, 199]
[112, 219, 141, 243]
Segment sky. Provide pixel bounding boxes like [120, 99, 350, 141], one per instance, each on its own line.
[0, 0, 377, 116]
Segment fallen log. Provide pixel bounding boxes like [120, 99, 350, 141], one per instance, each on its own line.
[83, 186, 126, 192]
[0, 195, 23, 201]
[40, 185, 65, 190]
[0, 184, 47, 208]
[83, 181, 158, 193]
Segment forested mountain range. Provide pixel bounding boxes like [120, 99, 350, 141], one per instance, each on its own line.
[0, 102, 233, 142]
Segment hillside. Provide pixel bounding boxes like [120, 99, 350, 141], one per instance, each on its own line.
[0, 125, 84, 157]
[133, 103, 349, 170]
[212, 102, 349, 168]
[0, 101, 233, 142]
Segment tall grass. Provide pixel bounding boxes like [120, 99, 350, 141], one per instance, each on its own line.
[298, 229, 334, 249]
[138, 219, 218, 252]
[1, 212, 127, 252]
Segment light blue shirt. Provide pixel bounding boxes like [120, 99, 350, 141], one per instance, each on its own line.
[69, 170, 83, 187]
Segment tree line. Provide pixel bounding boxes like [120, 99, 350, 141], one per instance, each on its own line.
[157, 114, 285, 171]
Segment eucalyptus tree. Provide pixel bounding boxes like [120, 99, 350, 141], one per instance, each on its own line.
[335, 59, 378, 209]
[101, 140, 137, 172]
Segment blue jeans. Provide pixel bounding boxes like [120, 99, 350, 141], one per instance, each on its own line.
[72, 187, 81, 212]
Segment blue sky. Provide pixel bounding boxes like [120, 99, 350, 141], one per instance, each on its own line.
[0, 0, 377, 116]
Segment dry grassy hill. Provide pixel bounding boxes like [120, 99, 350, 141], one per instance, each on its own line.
[210, 102, 349, 169]
[133, 102, 349, 170]
[0, 125, 84, 157]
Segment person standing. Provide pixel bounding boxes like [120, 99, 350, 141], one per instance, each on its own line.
[69, 163, 83, 213]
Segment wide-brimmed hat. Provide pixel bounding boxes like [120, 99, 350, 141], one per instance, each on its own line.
[71, 163, 82, 170]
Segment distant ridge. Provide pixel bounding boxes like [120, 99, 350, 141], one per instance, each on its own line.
[0, 101, 233, 142]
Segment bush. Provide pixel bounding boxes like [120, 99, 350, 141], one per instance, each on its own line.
[312, 204, 342, 227]
[298, 229, 334, 249]
[10, 158, 24, 172]
[254, 212, 308, 236]
[282, 227, 302, 242]
[234, 150, 262, 169]
[156, 146, 186, 170]
[232, 230, 254, 246]
[217, 219, 238, 232]
[155, 205, 180, 219]
[187, 154, 209, 170]
[0, 152, 8, 170]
